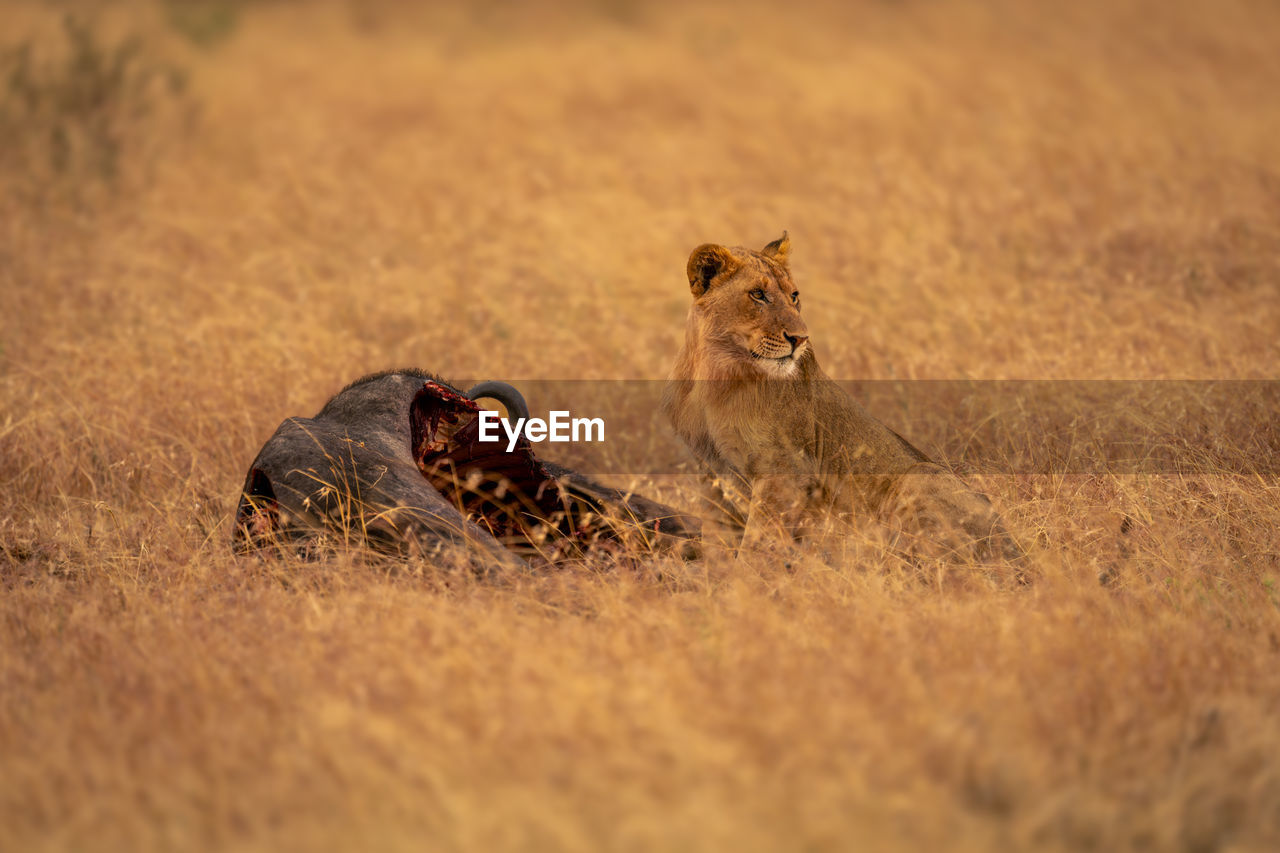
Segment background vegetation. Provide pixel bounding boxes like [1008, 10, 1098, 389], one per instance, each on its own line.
[2, 0, 1278, 850]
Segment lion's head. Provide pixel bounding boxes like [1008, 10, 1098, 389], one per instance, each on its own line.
[683, 232, 810, 378]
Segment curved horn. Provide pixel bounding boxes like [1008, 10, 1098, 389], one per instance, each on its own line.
[464, 381, 530, 423]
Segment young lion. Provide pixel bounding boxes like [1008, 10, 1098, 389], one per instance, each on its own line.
[661, 232, 1022, 563]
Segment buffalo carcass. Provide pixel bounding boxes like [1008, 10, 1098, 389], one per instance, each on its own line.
[235, 369, 700, 569]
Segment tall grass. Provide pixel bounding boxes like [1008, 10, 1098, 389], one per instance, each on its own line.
[2, 1, 1279, 850]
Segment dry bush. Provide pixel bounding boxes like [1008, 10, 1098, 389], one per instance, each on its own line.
[2, 0, 1279, 851]
[0, 12, 190, 209]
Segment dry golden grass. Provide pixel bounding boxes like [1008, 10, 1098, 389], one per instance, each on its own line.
[3, 1, 1280, 850]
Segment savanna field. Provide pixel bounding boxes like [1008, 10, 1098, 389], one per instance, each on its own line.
[2, 0, 1280, 850]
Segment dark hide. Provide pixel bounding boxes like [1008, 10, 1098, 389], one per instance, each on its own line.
[235, 370, 700, 568]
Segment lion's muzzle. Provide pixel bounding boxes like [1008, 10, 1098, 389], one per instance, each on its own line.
[752, 332, 809, 361]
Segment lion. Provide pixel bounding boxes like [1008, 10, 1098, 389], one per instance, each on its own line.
[661, 232, 1022, 564]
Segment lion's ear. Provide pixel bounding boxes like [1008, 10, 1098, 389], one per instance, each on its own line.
[686, 244, 738, 298]
[761, 231, 791, 266]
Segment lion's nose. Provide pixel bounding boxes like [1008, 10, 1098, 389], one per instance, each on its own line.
[785, 333, 809, 350]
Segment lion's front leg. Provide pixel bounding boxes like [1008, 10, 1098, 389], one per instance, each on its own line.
[740, 474, 812, 552]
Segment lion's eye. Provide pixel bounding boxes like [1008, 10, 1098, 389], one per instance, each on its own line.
[790, 291, 800, 305]
[749, 289, 767, 303]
